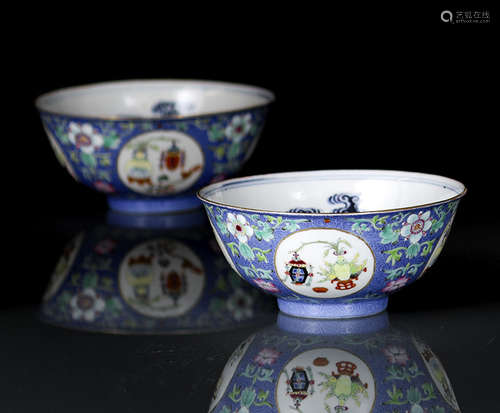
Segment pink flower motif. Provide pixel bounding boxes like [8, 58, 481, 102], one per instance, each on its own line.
[254, 279, 280, 293]
[94, 239, 116, 255]
[383, 345, 410, 365]
[94, 180, 115, 193]
[382, 276, 410, 293]
[253, 348, 281, 366]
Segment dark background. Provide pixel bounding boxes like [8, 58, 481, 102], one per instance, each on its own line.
[6, 5, 498, 308]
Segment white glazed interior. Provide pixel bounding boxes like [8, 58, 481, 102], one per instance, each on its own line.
[199, 170, 466, 214]
[35, 80, 274, 118]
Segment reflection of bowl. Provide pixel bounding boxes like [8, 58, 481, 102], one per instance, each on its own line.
[40, 215, 275, 334]
[35, 80, 274, 214]
[198, 170, 466, 319]
[210, 313, 461, 412]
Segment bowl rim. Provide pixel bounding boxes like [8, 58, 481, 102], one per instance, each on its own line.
[34, 79, 275, 121]
[197, 169, 467, 216]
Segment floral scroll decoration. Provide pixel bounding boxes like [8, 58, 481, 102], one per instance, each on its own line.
[41, 115, 155, 192]
[205, 257, 260, 323]
[43, 109, 266, 191]
[207, 206, 309, 292]
[47, 270, 123, 324]
[348, 201, 458, 292]
[380, 344, 452, 413]
[42, 236, 122, 325]
[195, 110, 267, 179]
[217, 347, 281, 413]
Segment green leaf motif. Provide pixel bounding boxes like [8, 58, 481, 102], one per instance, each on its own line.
[421, 382, 436, 401]
[99, 155, 112, 167]
[215, 214, 229, 236]
[240, 364, 274, 385]
[281, 221, 299, 232]
[380, 225, 400, 244]
[240, 387, 256, 408]
[407, 386, 422, 405]
[348, 215, 388, 234]
[227, 142, 241, 160]
[267, 215, 283, 226]
[431, 206, 447, 233]
[253, 247, 271, 263]
[253, 223, 274, 242]
[406, 243, 421, 259]
[209, 297, 226, 313]
[97, 169, 111, 181]
[384, 263, 424, 281]
[70, 151, 79, 162]
[240, 264, 273, 280]
[82, 272, 99, 289]
[255, 390, 272, 407]
[385, 384, 405, 405]
[255, 251, 266, 262]
[80, 152, 97, 168]
[350, 221, 371, 234]
[385, 362, 424, 382]
[420, 240, 436, 256]
[384, 247, 406, 266]
[208, 124, 225, 142]
[57, 290, 72, 309]
[176, 122, 189, 132]
[58, 133, 70, 144]
[106, 298, 123, 317]
[239, 242, 255, 261]
[227, 242, 240, 257]
[213, 145, 226, 160]
[228, 384, 242, 403]
[103, 132, 120, 149]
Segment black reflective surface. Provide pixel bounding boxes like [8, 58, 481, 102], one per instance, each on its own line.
[2, 212, 499, 412]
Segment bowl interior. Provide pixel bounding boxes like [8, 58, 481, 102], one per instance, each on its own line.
[36, 80, 274, 119]
[199, 170, 465, 213]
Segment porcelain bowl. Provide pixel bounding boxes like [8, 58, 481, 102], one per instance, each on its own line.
[197, 170, 466, 319]
[36, 80, 274, 213]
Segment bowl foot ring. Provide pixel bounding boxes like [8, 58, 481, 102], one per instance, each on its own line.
[277, 296, 388, 319]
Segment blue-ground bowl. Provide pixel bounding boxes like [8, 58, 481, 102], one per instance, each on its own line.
[209, 313, 461, 412]
[36, 80, 274, 213]
[197, 170, 466, 319]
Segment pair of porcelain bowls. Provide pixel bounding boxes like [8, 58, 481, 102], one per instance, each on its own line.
[36, 80, 466, 319]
